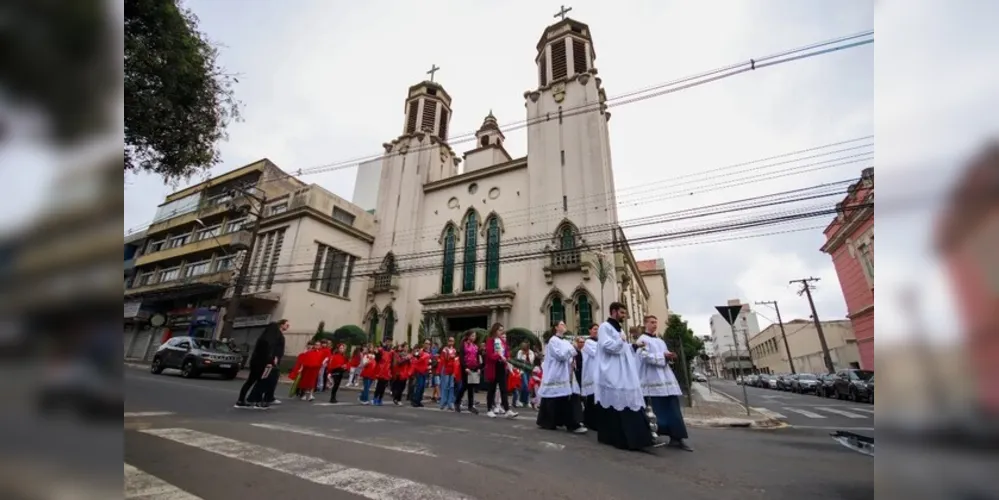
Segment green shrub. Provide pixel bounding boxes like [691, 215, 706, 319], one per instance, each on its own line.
[506, 327, 541, 350]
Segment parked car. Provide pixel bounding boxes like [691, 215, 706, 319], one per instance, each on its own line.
[757, 374, 778, 389]
[832, 369, 874, 402]
[776, 374, 794, 391]
[693, 372, 708, 382]
[791, 373, 821, 394]
[816, 373, 837, 398]
[150, 336, 243, 379]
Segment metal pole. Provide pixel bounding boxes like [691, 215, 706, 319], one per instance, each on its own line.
[726, 308, 751, 416]
[220, 193, 266, 340]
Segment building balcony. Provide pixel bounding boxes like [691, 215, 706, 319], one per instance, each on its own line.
[124, 269, 234, 299]
[543, 248, 595, 284]
[135, 230, 253, 268]
[368, 273, 400, 296]
[124, 257, 136, 273]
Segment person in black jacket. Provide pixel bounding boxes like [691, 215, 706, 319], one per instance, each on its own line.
[235, 319, 289, 409]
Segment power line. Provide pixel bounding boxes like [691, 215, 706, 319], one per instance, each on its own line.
[123, 30, 873, 235]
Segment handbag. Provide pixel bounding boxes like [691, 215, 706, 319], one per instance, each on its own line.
[466, 370, 481, 385]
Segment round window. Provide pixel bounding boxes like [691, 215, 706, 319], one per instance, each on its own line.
[468, 183, 479, 195]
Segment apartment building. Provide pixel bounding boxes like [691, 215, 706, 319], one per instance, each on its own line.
[123, 159, 305, 361]
[748, 319, 861, 374]
[636, 258, 670, 325]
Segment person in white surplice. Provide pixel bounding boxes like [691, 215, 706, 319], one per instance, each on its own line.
[580, 323, 600, 431]
[536, 321, 588, 433]
[637, 314, 693, 452]
[594, 302, 654, 451]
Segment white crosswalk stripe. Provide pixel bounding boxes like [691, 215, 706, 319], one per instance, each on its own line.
[125, 463, 202, 499]
[141, 428, 475, 499]
[781, 407, 827, 419]
[125, 411, 175, 418]
[251, 422, 436, 456]
[850, 407, 875, 414]
[813, 407, 868, 419]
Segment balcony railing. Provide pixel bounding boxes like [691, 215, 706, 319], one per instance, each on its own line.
[370, 273, 399, 293]
[550, 248, 581, 270]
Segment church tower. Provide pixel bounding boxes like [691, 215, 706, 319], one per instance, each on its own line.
[368, 79, 460, 340]
[524, 15, 619, 242]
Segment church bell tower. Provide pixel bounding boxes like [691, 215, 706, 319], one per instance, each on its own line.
[524, 14, 618, 242]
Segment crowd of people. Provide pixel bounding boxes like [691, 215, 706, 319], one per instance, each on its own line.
[234, 301, 693, 453]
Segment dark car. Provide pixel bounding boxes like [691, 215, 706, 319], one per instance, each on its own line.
[776, 374, 795, 391]
[815, 373, 837, 398]
[791, 373, 820, 394]
[833, 369, 874, 403]
[150, 336, 242, 379]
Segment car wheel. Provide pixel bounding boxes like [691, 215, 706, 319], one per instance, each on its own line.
[181, 360, 198, 378]
[150, 357, 165, 375]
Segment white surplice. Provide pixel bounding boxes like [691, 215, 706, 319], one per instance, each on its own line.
[593, 320, 646, 411]
[580, 338, 598, 397]
[538, 335, 579, 398]
[637, 334, 683, 397]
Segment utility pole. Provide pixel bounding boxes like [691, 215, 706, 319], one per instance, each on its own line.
[790, 277, 835, 374]
[220, 188, 267, 340]
[756, 300, 795, 374]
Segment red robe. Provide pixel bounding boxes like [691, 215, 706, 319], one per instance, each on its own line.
[290, 349, 325, 391]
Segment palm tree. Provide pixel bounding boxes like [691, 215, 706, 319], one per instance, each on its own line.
[594, 248, 614, 316]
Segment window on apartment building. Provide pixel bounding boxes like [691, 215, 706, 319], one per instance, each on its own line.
[332, 207, 356, 226]
[158, 267, 180, 282]
[269, 203, 288, 216]
[250, 228, 286, 292]
[207, 193, 232, 206]
[147, 239, 165, 253]
[214, 255, 235, 271]
[136, 271, 155, 287]
[309, 243, 355, 297]
[167, 234, 189, 248]
[184, 260, 211, 278]
[225, 218, 247, 233]
[196, 225, 221, 241]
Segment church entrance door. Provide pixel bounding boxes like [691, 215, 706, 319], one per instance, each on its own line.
[446, 315, 489, 335]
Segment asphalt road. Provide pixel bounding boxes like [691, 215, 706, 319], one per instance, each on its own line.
[121, 367, 873, 500]
[706, 379, 875, 431]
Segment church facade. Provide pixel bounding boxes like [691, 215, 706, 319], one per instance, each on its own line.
[356, 17, 654, 341]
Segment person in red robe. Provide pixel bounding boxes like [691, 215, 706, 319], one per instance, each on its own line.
[347, 347, 363, 386]
[316, 340, 333, 392]
[289, 343, 324, 401]
[288, 343, 313, 397]
[391, 344, 412, 405]
[372, 339, 394, 406]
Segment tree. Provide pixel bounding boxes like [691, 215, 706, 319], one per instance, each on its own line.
[309, 321, 326, 342]
[325, 325, 367, 347]
[506, 328, 541, 351]
[124, 0, 241, 181]
[662, 314, 704, 391]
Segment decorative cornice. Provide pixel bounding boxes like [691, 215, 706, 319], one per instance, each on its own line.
[260, 205, 375, 243]
[821, 205, 873, 253]
[424, 156, 527, 193]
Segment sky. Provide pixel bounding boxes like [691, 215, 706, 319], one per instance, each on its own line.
[5, 0, 995, 345]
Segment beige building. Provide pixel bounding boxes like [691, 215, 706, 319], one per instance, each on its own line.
[637, 259, 669, 323]
[748, 319, 861, 374]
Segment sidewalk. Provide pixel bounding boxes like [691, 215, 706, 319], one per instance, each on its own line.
[684, 381, 785, 429]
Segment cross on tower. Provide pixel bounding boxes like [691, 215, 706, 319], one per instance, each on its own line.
[426, 64, 440, 82]
[554, 5, 572, 20]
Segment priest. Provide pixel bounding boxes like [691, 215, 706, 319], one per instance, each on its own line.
[637, 315, 693, 451]
[536, 320, 587, 434]
[594, 302, 655, 450]
[580, 323, 600, 431]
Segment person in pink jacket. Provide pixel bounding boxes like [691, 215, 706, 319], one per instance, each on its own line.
[484, 323, 518, 419]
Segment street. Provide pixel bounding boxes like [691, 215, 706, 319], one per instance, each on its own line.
[706, 378, 875, 431]
[122, 366, 872, 499]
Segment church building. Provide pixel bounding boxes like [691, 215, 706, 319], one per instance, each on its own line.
[354, 16, 655, 341]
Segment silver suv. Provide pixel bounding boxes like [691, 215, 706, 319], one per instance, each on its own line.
[150, 336, 242, 379]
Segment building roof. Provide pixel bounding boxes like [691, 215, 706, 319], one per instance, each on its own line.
[635, 258, 663, 274]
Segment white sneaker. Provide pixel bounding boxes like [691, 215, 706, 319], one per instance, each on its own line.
[270, 399, 282, 405]
[486, 411, 497, 418]
[505, 411, 519, 419]
[495, 408, 506, 415]
[361, 400, 372, 405]
[307, 394, 315, 402]
[573, 426, 588, 434]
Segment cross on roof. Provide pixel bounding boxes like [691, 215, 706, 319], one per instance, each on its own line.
[426, 64, 440, 82]
[554, 5, 572, 21]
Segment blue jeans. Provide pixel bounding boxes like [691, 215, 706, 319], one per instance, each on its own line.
[411, 373, 427, 404]
[518, 372, 531, 405]
[439, 374, 455, 408]
[360, 378, 373, 402]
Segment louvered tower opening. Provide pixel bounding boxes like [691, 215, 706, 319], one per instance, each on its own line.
[539, 54, 548, 86]
[572, 39, 587, 74]
[551, 40, 567, 80]
[421, 99, 437, 132]
[438, 107, 449, 141]
[406, 100, 419, 134]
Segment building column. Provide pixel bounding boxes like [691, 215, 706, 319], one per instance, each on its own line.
[490, 307, 498, 327]
[502, 308, 510, 327]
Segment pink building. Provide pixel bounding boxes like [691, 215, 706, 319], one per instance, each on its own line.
[820, 168, 874, 370]
[936, 143, 999, 415]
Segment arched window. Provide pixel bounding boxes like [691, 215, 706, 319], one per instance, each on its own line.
[485, 217, 500, 290]
[441, 226, 456, 294]
[549, 297, 566, 327]
[480, 136, 489, 147]
[463, 212, 477, 291]
[560, 226, 575, 250]
[366, 309, 379, 342]
[576, 294, 592, 333]
[383, 307, 396, 341]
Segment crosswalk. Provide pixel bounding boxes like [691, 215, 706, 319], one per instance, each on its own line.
[759, 406, 874, 420]
[125, 424, 475, 499]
